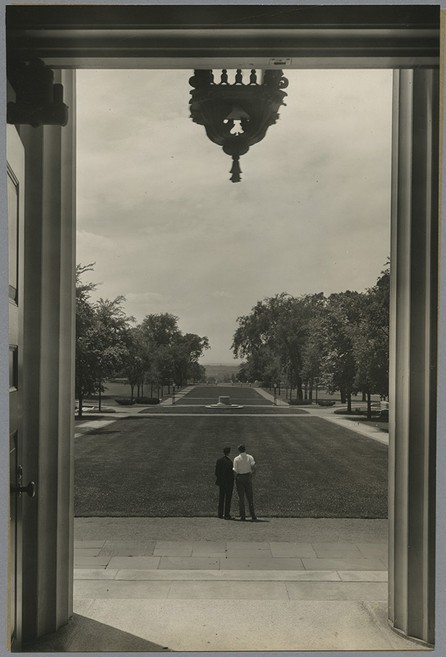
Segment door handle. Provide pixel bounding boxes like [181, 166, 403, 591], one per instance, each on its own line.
[12, 465, 37, 497]
[11, 481, 36, 498]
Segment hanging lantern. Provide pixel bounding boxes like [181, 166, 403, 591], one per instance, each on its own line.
[189, 69, 288, 182]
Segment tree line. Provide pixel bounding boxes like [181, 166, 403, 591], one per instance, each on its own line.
[75, 264, 209, 416]
[76, 263, 389, 419]
[232, 265, 389, 418]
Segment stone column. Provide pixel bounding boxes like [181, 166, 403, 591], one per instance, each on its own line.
[388, 68, 438, 646]
[19, 70, 76, 643]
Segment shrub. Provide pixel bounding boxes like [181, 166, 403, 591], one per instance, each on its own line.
[135, 397, 160, 405]
[288, 399, 313, 406]
[317, 400, 336, 407]
[115, 398, 136, 406]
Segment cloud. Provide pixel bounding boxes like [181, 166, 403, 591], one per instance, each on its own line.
[126, 291, 164, 302]
[212, 291, 233, 299]
[76, 69, 392, 363]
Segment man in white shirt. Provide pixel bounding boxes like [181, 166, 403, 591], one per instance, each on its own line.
[233, 444, 257, 521]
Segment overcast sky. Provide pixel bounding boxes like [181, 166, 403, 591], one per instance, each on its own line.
[76, 69, 392, 364]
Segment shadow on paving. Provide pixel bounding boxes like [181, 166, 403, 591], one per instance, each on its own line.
[24, 613, 171, 652]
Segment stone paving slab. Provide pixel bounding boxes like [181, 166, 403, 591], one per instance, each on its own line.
[75, 556, 110, 568]
[74, 545, 388, 572]
[158, 556, 220, 570]
[74, 540, 106, 549]
[220, 557, 305, 570]
[167, 580, 289, 600]
[100, 541, 156, 557]
[109, 569, 343, 582]
[225, 542, 272, 556]
[302, 556, 386, 570]
[74, 539, 388, 560]
[107, 556, 160, 569]
[312, 542, 363, 558]
[74, 567, 389, 583]
[226, 540, 271, 550]
[154, 544, 193, 557]
[154, 540, 194, 551]
[355, 542, 388, 557]
[99, 541, 155, 557]
[191, 541, 226, 555]
[338, 570, 388, 581]
[270, 541, 317, 557]
[74, 569, 119, 580]
[74, 580, 171, 599]
[75, 547, 102, 557]
[73, 599, 425, 651]
[68, 518, 414, 652]
[285, 581, 388, 601]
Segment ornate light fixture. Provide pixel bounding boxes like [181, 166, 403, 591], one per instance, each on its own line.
[189, 69, 288, 182]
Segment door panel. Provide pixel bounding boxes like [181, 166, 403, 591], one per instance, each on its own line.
[8, 125, 25, 651]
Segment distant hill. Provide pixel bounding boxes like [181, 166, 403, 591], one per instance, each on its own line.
[203, 363, 241, 383]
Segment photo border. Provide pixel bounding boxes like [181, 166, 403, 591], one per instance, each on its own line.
[0, 1, 444, 656]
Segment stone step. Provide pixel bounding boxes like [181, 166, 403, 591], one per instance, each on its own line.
[73, 578, 388, 601]
[74, 568, 388, 582]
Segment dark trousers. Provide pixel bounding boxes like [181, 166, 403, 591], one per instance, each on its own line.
[236, 473, 256, 519]
[218, 481, 234, 518]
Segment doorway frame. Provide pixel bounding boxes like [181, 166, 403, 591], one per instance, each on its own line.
[4, 4, 441, 651]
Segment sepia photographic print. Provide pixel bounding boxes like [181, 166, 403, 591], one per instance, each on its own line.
[2, 2, 445, 655]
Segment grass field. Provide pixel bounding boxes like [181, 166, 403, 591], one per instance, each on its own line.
[74, 385, 387, 518]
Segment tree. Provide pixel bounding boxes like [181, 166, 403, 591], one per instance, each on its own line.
[140, 313, 181, 347]
[320, 291, 363, 410]
[75, 264, 98, 417]
[139, 313, 209, 393]
[75, 265, 133, 415]
[300, 298, 328, 400]
[140, 313, 179, 394]
[171, 333, 210, 385]
[236, 363, 249, 383]
[353, 266, 390, 418]
[93, 297, 133, 410]
[232, 293, 324, 399]
[123, 326, 148, 400]
[188, 362, 207, 383]
[232, 265, 390, 410]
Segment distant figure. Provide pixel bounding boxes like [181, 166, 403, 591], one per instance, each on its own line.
[233, 444, 257, 521]
[215, 446, 234, 519]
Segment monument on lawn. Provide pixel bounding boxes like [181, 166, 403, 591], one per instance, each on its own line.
[206, 395, 243, 409]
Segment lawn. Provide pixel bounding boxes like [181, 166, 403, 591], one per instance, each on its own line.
[74, 386, 387, 518]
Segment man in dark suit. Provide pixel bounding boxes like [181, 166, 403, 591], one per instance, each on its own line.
[215, 446, 234, 519]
